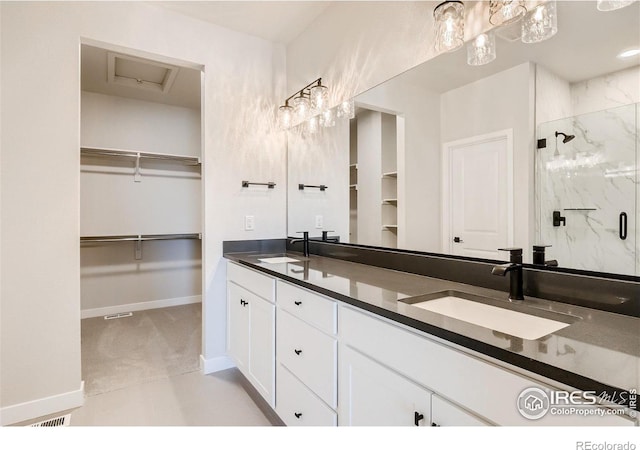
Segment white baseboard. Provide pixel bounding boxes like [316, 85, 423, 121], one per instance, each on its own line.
[0, 381, 84, 426]
[200, 354, 235, 374]
[81, 295, 201, 319]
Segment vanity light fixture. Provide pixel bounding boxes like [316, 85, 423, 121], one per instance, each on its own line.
[521, 0, 558, 44]
[278, 78, 328, 129]
[596, 0, 634, 11]
[467, 32, 496, 65]
[307, 115, 320, 134]
[434, 1, 465, 53]
[489, 0, 527, 26]
[321, 108, 336, 128]
[337, 98, 355, 119]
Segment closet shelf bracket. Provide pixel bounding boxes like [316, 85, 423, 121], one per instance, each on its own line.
[134, 152, 142, 183]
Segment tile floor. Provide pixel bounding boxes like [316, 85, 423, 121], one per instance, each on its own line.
[70, 368, 273, 426]
[68, 304, 274, 426]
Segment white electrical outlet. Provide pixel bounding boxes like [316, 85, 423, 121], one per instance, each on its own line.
[315, 215, 323, 229]
[245, 215, 255, 231]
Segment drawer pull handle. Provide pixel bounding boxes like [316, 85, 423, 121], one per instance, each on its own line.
[294, 349, 302, 355]
[431, 422, 439, 427]
[294, 412, 302, 419]
[294, 301, 302, 306]
[414, 411, 424, 426]
[240, 299, 248, 307]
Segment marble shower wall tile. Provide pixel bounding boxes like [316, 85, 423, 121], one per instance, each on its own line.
[571, 66, 640, 117]
[537, 104, 637, 276]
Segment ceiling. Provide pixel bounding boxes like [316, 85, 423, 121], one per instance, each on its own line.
[154, 1, 333, 44]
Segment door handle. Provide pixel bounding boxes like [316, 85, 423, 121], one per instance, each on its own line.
[453, 236, 463, 243]
[294, 349, 302, 355]
[414, 411, 424, 426]
[619, 212, 627, 240]
[294, 301, 302, 306]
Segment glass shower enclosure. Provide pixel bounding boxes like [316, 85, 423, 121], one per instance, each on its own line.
[536, 103, 638, 276]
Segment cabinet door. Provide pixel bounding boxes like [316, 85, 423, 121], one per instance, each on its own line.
[339, 345, 431, 426]
[248, 294, 275, 407]
[431, 395, 489, 426]
[227, 282, 250, 371]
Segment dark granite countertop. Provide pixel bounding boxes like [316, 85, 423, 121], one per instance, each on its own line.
[224, 251, 640, 410]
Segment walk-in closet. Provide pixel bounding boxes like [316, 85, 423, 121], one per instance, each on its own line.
[79, 44, 203, 395]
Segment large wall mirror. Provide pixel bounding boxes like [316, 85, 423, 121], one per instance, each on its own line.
[287, 1, 640, 277]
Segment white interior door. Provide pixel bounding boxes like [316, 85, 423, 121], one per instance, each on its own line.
[442, 130, 513, 259]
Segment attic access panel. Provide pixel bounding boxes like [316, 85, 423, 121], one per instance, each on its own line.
[107, 52, 179, 94]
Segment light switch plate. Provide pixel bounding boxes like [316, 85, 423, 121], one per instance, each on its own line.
[315, 215, 323, 229]
[245, 215, 255, 231]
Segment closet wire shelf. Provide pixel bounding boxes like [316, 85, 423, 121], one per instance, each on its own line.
[80, 147, 201, 165]
[80, 233, 202, 243]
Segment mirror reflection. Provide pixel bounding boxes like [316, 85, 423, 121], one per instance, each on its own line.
[287, 1, 639, 276]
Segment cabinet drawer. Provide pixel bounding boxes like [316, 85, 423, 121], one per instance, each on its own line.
[228, 261, 275, 302]
[277, 280, 337, 335]
[276, 364, 337, 426]
[339, 306, 635, 426]
[432, 395, 489, 426]
[277, 309, 337, 408]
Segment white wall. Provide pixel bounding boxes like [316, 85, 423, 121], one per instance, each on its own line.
[0, 1, 286, 425]
[286, 120, 349, 241]
[441, 62, 536, 258]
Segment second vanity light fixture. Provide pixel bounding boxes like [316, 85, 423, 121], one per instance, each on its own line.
[278, 78, 355, 132]
[436, 1, 561, 67]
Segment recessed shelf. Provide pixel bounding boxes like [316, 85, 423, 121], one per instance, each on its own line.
[382, 171, 397, 178]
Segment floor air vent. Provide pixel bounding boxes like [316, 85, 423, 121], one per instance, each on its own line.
[104, 312, 133, 320]
[29, 414, 70, 427]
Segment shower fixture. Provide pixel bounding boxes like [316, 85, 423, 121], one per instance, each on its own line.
[555, 131, 575, 143]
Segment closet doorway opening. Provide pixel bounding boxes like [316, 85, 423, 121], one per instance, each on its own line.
[79, 42, 204, 397]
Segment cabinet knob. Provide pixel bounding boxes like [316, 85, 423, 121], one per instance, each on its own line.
[294, 301, 302, 306]
[240, 299, 248, 307]
[431, 422, 440, 427]
[414, 411, 424, 426]
[294, 412, 302, 419]
[294, 349, 302, 355]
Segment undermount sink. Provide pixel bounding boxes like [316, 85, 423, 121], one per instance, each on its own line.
[401, 290, 575, 340]
[258, 256, 301, 264]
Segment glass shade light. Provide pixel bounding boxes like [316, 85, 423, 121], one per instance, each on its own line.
[337, 98, 355, 119]
[292, 94, 310, 120]
[278, 104, 293, 130]
[310, 84, 329, 111]
[489, 0, 527, 25]
[467, 32, 496, 66]
[521, 0, 558, 44]
[434, 1, 465, 53]
[321, 108, 336, 128]
[307, 115, 319, 134]
[597, 0, 634, 11]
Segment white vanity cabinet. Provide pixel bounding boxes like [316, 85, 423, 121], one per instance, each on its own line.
[339, 304, 635, 427]
[339, 345, 432, 426]
[227, 262, 276, 407]
[275, 280, 338, 426]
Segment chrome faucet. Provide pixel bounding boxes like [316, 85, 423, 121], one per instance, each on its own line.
[492, 248, 524, 301]
[290, 231, 309, 257]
